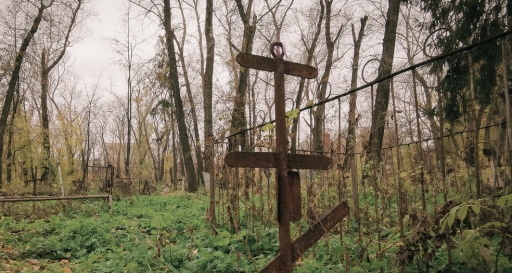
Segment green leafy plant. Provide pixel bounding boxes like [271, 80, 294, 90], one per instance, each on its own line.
[440, 194, 512, 272]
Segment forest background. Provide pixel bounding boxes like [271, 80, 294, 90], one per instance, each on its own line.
[1, 0, 512, 272]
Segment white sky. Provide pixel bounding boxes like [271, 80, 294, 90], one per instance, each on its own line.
[68, 0, 124, 85]
[68, 0, 158, 91]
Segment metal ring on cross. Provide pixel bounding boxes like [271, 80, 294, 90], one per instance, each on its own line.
[270, 42, 285, 58]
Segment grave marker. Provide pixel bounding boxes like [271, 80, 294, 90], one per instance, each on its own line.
[225, 42, 348, 272]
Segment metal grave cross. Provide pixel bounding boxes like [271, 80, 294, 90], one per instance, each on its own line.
[225, 42, 349, 273]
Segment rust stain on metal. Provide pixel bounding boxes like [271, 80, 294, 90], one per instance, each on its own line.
[224, 152, 331, 170]
[259, 202, 349, 272]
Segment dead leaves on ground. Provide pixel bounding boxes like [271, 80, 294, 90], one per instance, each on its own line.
[0, 258, 73, 272]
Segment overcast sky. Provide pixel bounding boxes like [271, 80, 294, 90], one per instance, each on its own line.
[68, 0, 158, 92]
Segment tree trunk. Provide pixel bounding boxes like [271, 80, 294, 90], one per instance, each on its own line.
[171, 104, 178, 189]
[229, 0, 256, 152]
[203, 0, 215, 171]
[42, 0, 83, 182]
[290, 2, 324, 153]
[503, 5, 512, 188]
[501, 40, 512, 189]
[402, 8, 442, 165]
[346, 15, 367, 170]
[0, 2, 48, 188]
[312, 0, 344, 154]
[78, 105, 92, 192]
[173, 37, 204, 186]
[367, 0, 401, 162]
[163, 0, 197, 192]
[126, 77, 132, 178]
[174, 1, 204, 185]
[157, 118, 171, 184]
[40, 48, 51, 182]
[346, 15, 367, 236]
[6, 83, 21, 183]
[125, 9, 133, 179]
[466, 54, 483, 197]
[224, 0, 256, 233]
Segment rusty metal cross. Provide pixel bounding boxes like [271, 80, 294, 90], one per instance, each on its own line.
[225, 42, 348, 273]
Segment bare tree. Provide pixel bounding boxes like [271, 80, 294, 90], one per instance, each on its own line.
[39, 0, 84, 182]
[312, 0, 347, 154]
[163, 0, 198, 192]
[1, 3, 24, 185]
[227, 0, 256, 152]
[48, 72, 88, 176]
[110, 5, 138, 178]
[174, 0, 204, 185]
[366, 0, 401, 163]
[346, 14, 368, 239]
[290, 2, 324, 153]
[203, 0, 214, 171]
[0, 0, 53, 188]
[77, 94, 96, 192]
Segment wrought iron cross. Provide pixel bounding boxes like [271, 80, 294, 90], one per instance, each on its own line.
[225, 42, 348, 273]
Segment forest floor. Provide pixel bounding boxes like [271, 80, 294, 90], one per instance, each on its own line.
[1, 193, 276, 272]
[1, 192, 511, 272]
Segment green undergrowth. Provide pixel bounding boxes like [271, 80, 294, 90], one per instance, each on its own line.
[0, 193, 277, 272]
[1, 192, 511, 272]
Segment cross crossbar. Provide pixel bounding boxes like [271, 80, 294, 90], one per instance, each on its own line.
[224, 151, 331, 170]
[236, 53, 318, 79]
